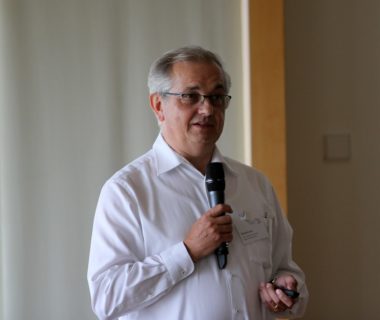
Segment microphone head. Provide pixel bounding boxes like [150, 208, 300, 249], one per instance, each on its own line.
[205, 162, 225, 192]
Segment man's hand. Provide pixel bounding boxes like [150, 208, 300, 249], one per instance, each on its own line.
[259, 274, 298, 313]
[184, 204, 233, 262]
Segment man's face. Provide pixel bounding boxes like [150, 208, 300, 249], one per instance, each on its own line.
[151, 61, 228, 158]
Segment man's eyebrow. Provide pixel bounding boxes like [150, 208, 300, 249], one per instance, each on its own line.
[183, 83, 226, 92]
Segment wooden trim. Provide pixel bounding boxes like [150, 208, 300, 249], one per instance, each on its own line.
[249, 0, 287, 211]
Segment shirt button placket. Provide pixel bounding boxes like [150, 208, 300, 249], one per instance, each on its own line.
[230, 273, 248, 320]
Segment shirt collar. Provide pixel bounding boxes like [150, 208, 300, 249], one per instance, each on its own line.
[152, 133, 237, 177]
[153, 134, 183, 175]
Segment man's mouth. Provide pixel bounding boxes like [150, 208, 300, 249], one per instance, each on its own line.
[193, 122, 213, 127]
[191, 119, 214, 127]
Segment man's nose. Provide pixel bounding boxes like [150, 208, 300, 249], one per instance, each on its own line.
[197, 97, 214, 115]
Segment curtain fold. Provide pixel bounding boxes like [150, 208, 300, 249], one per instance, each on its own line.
[0, 1, 244, 319]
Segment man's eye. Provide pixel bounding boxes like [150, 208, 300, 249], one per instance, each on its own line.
[209, 95, 223, 103]
[181, 93, 199, 102]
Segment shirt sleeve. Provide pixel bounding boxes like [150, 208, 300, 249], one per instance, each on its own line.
[267, 185, 309, 318]
[87, 180, 195, 320]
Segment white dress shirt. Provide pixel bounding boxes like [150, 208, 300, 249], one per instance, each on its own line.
[88, 134, 308, 320]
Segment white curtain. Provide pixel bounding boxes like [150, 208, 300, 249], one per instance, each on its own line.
[0, 0, 246, 319]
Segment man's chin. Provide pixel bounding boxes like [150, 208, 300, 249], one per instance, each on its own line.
[191, 134, 220, 146]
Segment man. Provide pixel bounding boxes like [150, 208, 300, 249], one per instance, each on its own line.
[88, 46, 308, 320]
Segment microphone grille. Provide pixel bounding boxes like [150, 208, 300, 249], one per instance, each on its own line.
[205, 162, 225, 191]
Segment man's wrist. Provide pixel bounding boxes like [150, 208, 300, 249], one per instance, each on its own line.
[183, 241, 198, 263]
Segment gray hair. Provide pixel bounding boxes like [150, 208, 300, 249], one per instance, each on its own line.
[147, 46, 231, 94]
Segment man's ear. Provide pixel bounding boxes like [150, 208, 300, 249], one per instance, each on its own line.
[149, 93, 165, 122]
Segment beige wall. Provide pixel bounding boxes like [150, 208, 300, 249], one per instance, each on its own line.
[285, 1, 380, 319]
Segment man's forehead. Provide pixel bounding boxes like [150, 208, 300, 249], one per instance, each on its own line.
[170, 61, 226, 90]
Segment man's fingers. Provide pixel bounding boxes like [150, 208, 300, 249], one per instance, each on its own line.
[183, 204, 234, 261]
[259, 283, 271, 304]
[207, 204, 233, 217]
[276, 289, 294, 308]
[265, 283, 280, 304]
[259, 282, 296, 314]
[219, 224, 233, 233]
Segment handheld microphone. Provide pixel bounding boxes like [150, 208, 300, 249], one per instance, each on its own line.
[205, 162, 228, 269]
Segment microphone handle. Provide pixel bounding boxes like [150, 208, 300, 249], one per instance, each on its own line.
[208, 190, 225, 208]
[207, 190, 228, 269]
